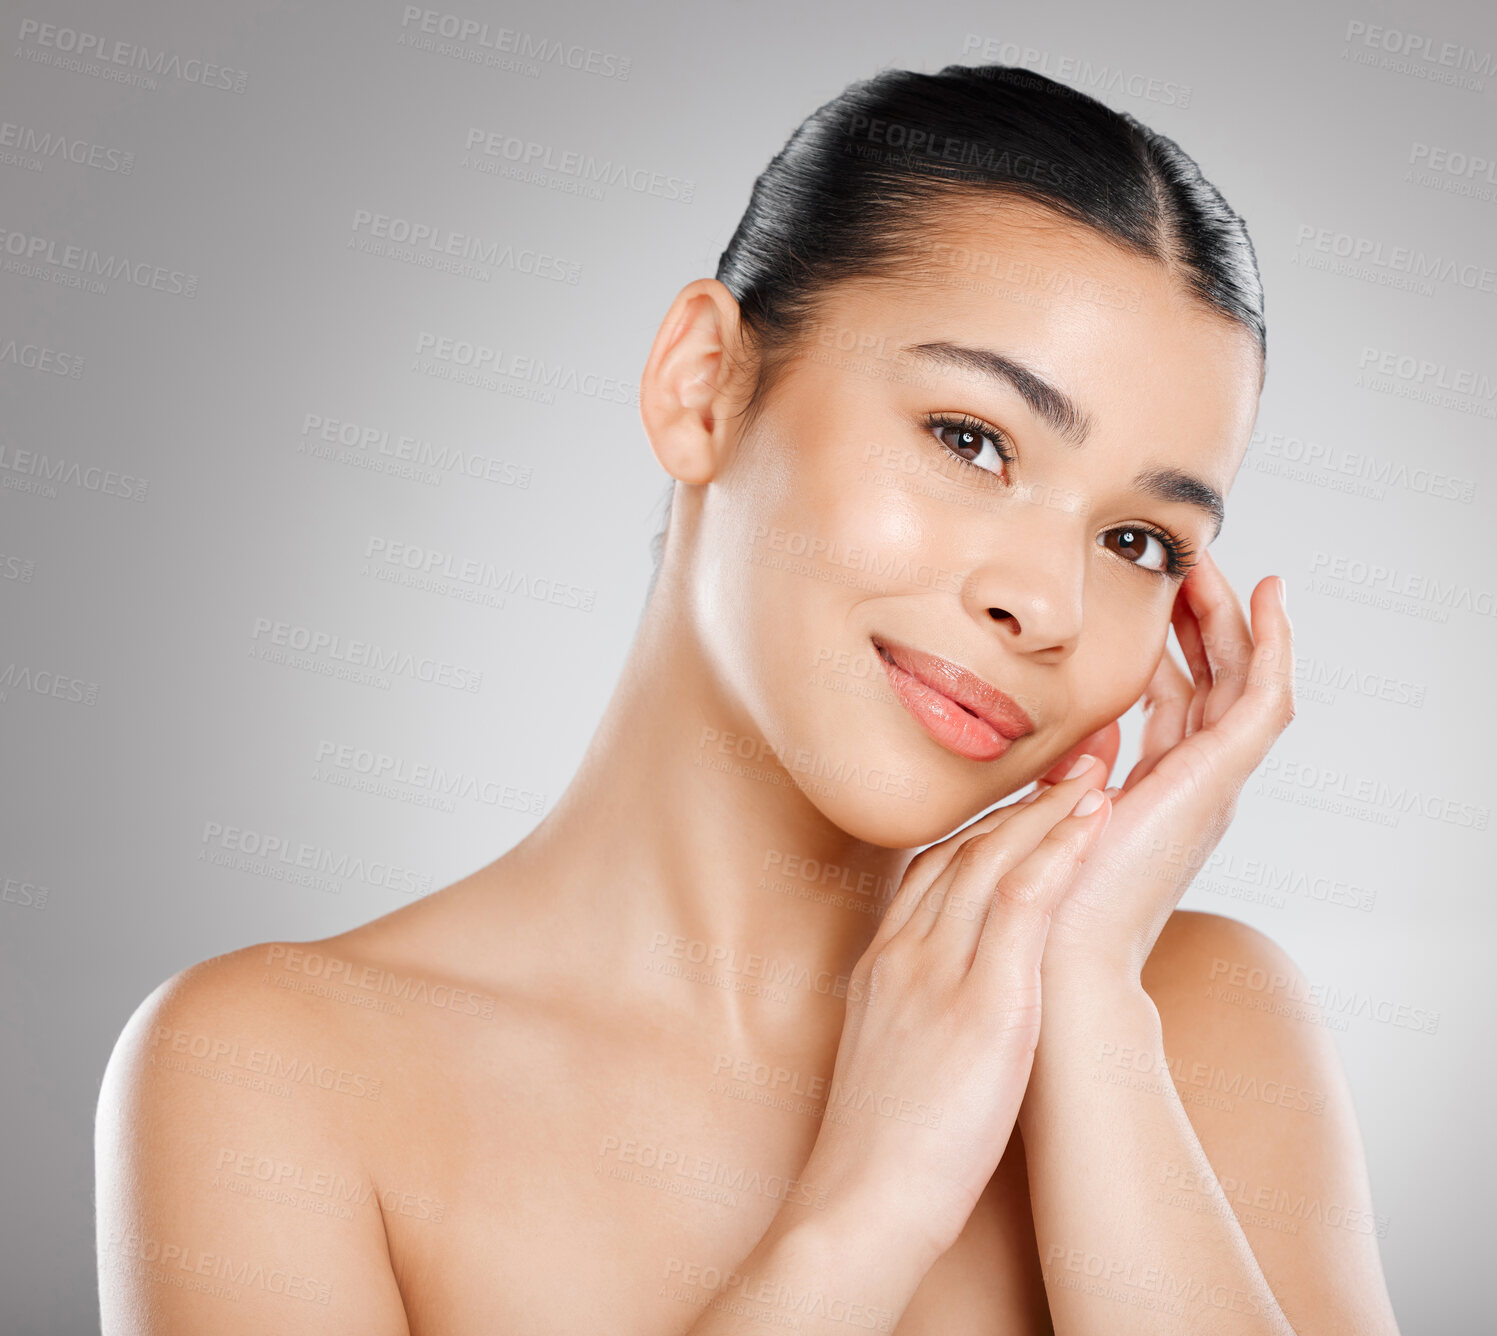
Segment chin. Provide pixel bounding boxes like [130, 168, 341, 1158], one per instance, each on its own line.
[803, 785, 992, 850]
[785, 741, 1029, 850]
[767, 674, 1036, 847]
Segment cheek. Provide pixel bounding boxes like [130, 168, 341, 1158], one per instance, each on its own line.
[833, 483, 932, 561]
[1073, 612, 1172, 720]
[745, 427, 944, 624]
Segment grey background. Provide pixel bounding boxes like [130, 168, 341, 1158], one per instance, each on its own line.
[2, 0, 1493, 1330]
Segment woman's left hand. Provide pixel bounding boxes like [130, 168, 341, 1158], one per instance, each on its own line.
[1025, 549, 1296, 988]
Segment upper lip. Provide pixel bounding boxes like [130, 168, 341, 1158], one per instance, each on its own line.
[872, 635, 1035, 741]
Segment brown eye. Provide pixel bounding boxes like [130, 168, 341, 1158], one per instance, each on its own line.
[1100, 526, 1170, 573]
[930, 421, 1007, 476]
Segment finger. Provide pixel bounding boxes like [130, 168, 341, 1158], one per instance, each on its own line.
[909, 758, 1107, 949]
[1171, 583, 1212, 735]
[1032, 722, 1122, 791]
[1122, 643, 1193, 790]
[869, 844, 957, 948]
[872, 748, 1108, 945]
[1205, 574, 1296, 771]
[869, 808, 1039, 947]
[965, 786, 1112, 998]
[1180, 548, 1255, 729]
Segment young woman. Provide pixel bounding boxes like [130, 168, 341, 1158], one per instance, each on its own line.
[96, 64, 1401, 1334]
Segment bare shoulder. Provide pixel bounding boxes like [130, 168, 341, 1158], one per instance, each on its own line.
[1143, 908, 1305, 1022]
[1141, 908, 1348, 1132]
[95, 938, 414, 1334]
[93, 855, 571, 1333]
[97, 933, 400, 1125]
[1139, 910, 1401, 1335]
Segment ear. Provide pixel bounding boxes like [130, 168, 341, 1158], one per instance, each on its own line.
[639, 278, 749, 486]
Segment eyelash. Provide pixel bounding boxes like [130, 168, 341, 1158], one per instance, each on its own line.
[921, 411, 1199, 580]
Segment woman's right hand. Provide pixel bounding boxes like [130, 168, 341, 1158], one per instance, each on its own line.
[795, 755, 1112, 1262]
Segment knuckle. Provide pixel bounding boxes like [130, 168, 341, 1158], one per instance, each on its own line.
[999, 981, 1044, 1041]
[863, 945, 925, 1009]
[869, 938, 918, 984]
[1039, 815, 1089, 854]
[958, 832, 1029, 868]
[970, 953, 1045, 1034]
[943, 888, 986, 922]
[992, 869, 1048, 912]
[951, 830, 1004, 875]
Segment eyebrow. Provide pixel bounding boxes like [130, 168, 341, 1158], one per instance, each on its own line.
[902, 340, 1226, 540]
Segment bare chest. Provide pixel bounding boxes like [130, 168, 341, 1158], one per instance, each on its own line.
[368, 1023, 1052, 1334]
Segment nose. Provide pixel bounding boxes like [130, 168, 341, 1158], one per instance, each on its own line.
[959, 506, 1086, 658]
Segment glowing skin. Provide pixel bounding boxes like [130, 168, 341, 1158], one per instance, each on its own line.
[95, 198, 1400, 1336]
[670, 212, 1258, 854]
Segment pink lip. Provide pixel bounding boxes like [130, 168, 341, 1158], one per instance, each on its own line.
[872, 635, 1034, 763]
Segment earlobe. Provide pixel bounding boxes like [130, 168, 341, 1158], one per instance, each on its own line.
[639, 279, 747, 487]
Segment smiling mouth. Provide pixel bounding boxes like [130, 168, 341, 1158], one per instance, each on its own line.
[874, 638, 976, 718]
[870, 635, 1034, 763]
[874, 642, 983, 719]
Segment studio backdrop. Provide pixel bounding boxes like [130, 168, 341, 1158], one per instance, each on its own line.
[2, 0, 1493, 1331]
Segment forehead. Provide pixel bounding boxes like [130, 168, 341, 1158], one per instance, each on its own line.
[805, 196, 1263, 473]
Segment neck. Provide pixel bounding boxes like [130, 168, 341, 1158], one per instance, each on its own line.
[505, 566, 917, 1051]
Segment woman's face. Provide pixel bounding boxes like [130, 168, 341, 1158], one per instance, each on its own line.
[687, 198, 1264, 848]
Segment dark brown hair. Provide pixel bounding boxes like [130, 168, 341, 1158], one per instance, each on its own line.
[649, 63, 1265, 580]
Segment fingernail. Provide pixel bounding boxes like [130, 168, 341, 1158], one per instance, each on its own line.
[1064, 753, 1096, 780]
[1072, 788, 1105, 816]
[1275, 576, 1287, 609]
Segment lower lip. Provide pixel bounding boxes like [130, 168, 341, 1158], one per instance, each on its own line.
[875, 643, 1015, 763]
